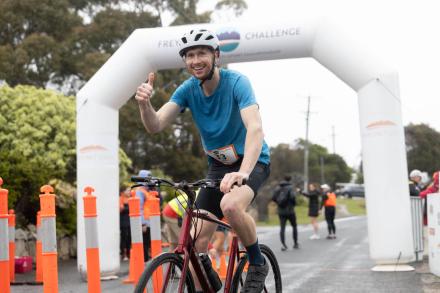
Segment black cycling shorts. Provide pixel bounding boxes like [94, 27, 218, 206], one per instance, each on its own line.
[195, 158, 270, 220]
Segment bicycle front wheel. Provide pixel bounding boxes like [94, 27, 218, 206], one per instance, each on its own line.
[231, 244, 282, 293]
[134, 252, 196, 293]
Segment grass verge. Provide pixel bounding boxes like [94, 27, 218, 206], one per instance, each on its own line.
[258, 197, 366, 226]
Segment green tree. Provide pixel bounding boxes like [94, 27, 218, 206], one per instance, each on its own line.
[269, 140, 352, 188]
[268, 143, 303, 183]
[0, 0, 160, 91]
[0, 85, 76, 225]
[405, 123, 440, 175]
[0, 0, 246, 91]
[0, 85, 131, 232]
[0, 0, 82, 87]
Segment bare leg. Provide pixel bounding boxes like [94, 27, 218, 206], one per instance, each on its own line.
[311, 217, 319, 234]
[220, 185, 255, 246]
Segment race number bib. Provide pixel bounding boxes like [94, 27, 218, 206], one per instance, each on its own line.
[206, 145, 239, 165]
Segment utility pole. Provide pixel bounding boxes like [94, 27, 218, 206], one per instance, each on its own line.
[332, 125, 336, 154]
[303, 96, 311, 192]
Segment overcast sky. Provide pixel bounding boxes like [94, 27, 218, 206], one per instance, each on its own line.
[168, 0, 440, 168]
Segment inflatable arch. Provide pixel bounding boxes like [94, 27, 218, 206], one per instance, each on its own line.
[76, 19, 413, 275]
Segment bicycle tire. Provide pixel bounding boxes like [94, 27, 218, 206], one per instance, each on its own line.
[134, 252, 196, 293]
[231, 244, 282, 293]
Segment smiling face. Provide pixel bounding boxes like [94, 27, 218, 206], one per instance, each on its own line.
[183, 46, 218, 80]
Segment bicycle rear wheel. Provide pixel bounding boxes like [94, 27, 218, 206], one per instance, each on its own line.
[231, 244, 282, 293]
[134, 252, 196, 293]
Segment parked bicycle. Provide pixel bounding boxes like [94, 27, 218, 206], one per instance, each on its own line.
[131, 175, 282, 293]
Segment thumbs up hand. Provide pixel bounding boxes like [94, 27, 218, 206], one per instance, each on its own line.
[135, 72, 155, 103]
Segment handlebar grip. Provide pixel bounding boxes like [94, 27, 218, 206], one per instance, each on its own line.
[131, 176, 150, 182]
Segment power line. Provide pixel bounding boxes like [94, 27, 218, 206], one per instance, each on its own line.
[303, 96, 312, 191]
[300, 94, 318, 192]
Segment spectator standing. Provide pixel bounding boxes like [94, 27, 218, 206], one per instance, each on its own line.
[321, 184, 337, 239]
[272, 175, 299, 250]
[303, 183, 322, 240]
[119, 186, 131, 261]
[409, 169, 423, 196]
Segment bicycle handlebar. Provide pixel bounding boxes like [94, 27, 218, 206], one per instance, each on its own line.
[130, 176, 222, 190]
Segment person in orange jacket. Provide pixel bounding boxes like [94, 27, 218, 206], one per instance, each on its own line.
[321, 184, 337, 239]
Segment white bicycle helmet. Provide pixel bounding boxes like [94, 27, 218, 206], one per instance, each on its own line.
[178, 29, 220, 57]
[409, 169, 422, 178]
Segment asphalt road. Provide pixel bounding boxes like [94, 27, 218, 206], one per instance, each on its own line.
[258, 216, 424, 293]
[11, 216, 432, 292]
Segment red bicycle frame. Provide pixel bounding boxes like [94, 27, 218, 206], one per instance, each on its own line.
[171, 189, 244, 293]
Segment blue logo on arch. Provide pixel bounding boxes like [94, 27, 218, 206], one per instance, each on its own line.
[217, 28, 240, 53]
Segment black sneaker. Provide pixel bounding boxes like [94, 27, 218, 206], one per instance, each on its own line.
[240, 260, 269, 293]
[281, 244, 288, 251]
[293, 243, 300, 249]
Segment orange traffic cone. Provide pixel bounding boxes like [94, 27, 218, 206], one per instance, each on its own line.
[8, 209, 15, 283]
[148, 197, 163, 293]
[39, 185, 59, 293]
[211, 255, 218, 274]
[35, 211, 43, 283]
[123, 248, 135, 284]
[0, 177, 10, 293]
[219, 252, 227, 280]
[123, 191, 144, 286]
[243, 261, 249, 273]
[83, 187, 101, 293]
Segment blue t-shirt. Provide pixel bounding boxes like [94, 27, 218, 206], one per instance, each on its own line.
[170, 69, 270, 165]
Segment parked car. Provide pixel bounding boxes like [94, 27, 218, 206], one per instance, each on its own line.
[336, 185, 365, 198]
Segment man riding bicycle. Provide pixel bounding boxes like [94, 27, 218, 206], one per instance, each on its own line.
[135, 28, 270, 293]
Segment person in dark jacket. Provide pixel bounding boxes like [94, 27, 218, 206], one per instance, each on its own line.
[409, 169, 422, 196]
[272, 175, 299, 250]
[303, 183, 322, 240]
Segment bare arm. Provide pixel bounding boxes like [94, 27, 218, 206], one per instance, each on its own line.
[135, 72, 180, 133]
[239, 104, 264, 174]
[138, 100, 180, 133]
